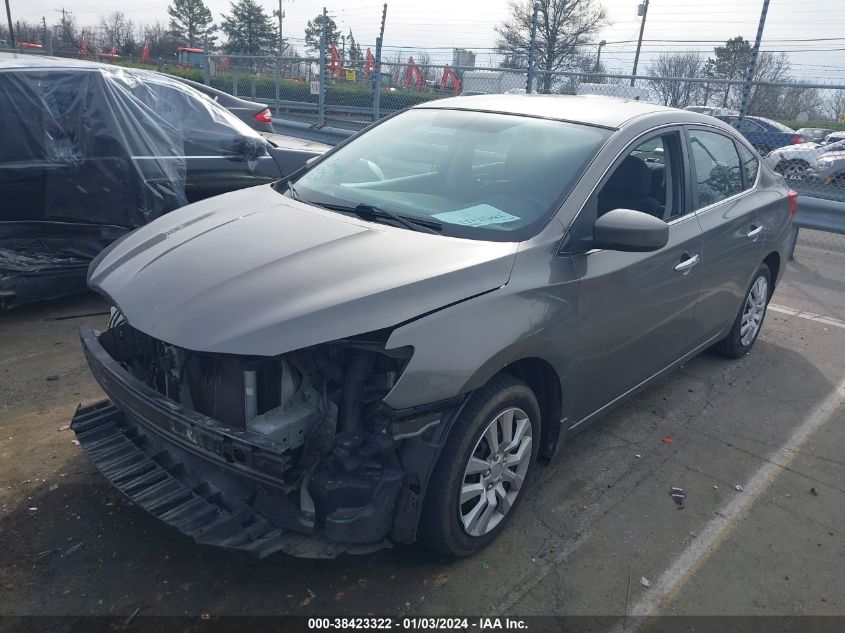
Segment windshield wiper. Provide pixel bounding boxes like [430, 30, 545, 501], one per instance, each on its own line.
[316, 202, 442, 235]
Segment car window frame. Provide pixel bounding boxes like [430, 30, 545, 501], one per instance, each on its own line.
[563, 124, 693, 253]
[684, 125, 758, 213]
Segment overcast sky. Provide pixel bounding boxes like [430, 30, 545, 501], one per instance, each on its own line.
[11, 0, 845, 83]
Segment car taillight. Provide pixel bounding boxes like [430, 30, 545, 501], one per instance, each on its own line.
[790, 134, 804, 144]
[787, 190, 798, 218]
[254, 108, 272, 123]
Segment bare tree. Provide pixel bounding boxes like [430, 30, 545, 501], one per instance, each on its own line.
[99, 11, 137, 55]
[825, 90, 845, 123]
[495, 0, 606, 93]
[647, 51, 703, 108]
[141, 21, 182, 59]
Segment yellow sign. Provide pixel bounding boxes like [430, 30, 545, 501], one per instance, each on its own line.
[345, 69, 356, 81]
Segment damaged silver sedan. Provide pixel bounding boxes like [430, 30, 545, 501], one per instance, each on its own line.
[72, 95, 794, 557]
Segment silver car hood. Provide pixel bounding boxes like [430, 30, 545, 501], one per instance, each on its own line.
[89, 185, 518, 356]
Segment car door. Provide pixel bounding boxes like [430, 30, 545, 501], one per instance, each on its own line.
[566, 129, 704, 423]
[686, 127, 764, 347]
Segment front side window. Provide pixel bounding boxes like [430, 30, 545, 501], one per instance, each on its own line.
[597, 132, 684, 220]
[289, 108, 611, 241]
[731, 118, 762, 133]
[689, 129, 744, 209]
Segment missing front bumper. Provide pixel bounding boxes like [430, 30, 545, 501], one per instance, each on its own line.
[73, 327, 409, 558]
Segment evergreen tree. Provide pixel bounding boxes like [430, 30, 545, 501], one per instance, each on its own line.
[167, 0, 215, 47]
[221, 0, 276, 55]
[304, 13, 340, 54]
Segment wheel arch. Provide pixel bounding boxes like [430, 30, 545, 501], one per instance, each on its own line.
[763, 250, 781, 294]
[499, 357, 563, 463]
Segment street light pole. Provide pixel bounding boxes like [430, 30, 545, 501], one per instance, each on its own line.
[5, 0, 15, 47]
[630, 0, 649, 86]
[593, 39, 606, 73]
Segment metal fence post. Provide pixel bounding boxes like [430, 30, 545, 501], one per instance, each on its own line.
[318, 7, 327, 127]
[526, 3, 539, 94]
[275, 56, 281, 115]
[203, 43, 210, 85]
[373, 37, 382, 121]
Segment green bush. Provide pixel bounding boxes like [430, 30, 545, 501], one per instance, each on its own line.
[107, 59, 444, 111]
[780, 120, 845, 133]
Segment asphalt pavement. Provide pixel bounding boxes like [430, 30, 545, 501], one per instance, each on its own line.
[0, 235, 843, 623]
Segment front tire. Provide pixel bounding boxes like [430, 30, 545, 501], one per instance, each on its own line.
[418, 374, 540, 557]
[713, 263, 771, 358]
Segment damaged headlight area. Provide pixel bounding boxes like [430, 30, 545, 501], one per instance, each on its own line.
[71, 315, 449, 558]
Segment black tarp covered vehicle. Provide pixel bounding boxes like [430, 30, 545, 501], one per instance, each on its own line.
[0, 52, 327, 307]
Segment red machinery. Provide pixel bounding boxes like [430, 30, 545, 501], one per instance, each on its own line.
[402, 56, 424, 92]
[440, 64, 461, 95]
[328, 43, 343, 79]
[364, 48, 375, 78]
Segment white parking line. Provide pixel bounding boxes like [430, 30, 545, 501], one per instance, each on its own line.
[769, 303, 845, 330]
[624, 375, 845, 622]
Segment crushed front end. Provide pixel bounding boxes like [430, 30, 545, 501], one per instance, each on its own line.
[72, 315, 458, 558]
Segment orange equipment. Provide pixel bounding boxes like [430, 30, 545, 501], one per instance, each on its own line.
[402, 56, 424, 92]
[440, 64, 461, 95]
[364, 48, 375, 78]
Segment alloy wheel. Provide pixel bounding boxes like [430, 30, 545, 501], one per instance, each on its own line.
[459, 407, 533, 537]
[740, 275, 768, 346]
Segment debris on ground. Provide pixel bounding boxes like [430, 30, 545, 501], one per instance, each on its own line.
[28, 507, 38, 512]
[713, 485, 719, 489]
[58, 425, 70, 431]
[62, 542, 84, 556]
[481, 561, 490, 570]
[49, 484, 59, 492]
[124, 607, 141, 626]
[46, 374, 59, 381]
[662, 437, 673, 444]
[71, 439, 80, 446]
[670, 487, 686, 508]
[640, 576, 651, 588]
[811, 487, 818, 496]
[735, 485, 744, 492]
[635, 454, 642, 458]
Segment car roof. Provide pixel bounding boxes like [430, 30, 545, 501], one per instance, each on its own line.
[414, 94, 690, 129]
[0, 51, 131, 73]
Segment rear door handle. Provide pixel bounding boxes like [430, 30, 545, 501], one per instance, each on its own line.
[748, 225, 763, 238]
[674, 254, 700, 272]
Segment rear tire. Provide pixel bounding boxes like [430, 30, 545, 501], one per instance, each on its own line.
[713, 263, 772, 358]
[418, 374, 540, 557]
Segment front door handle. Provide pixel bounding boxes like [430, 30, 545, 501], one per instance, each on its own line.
[674, 254, 700, 273]
[748, 225, 763, 238]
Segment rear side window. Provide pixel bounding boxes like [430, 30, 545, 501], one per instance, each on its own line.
[731, 118, 761, 133]
[689, 129, 744, 209]
[736, 144, 759, 189]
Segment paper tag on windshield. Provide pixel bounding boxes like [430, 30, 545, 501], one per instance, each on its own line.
[433, 205, 520, 227]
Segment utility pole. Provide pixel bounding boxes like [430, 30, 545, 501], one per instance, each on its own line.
[275, 0, 288, 56]
[738, 0, 770, 121]
[525, 3, 539, 93]
[5, 0, 15, 46]
[630, 0, 649, 86]
[372, 2, 387, 121]
[55, 8, 72, 49]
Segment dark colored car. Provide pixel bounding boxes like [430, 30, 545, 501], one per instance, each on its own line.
[172, 76, 275, 133]
[716, 115, 804, 155]
[72, 96, 794, 559]
[0, 53, 327, 307]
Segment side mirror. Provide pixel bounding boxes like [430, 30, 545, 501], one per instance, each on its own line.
[590, 208, 669, 252]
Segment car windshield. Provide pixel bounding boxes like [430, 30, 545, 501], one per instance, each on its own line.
[289, 108, 611, 241]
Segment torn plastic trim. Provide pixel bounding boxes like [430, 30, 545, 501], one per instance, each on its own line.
[79, 326, 293, 488]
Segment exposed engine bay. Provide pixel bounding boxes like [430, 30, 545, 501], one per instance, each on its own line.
[86, 309, 441, 553]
